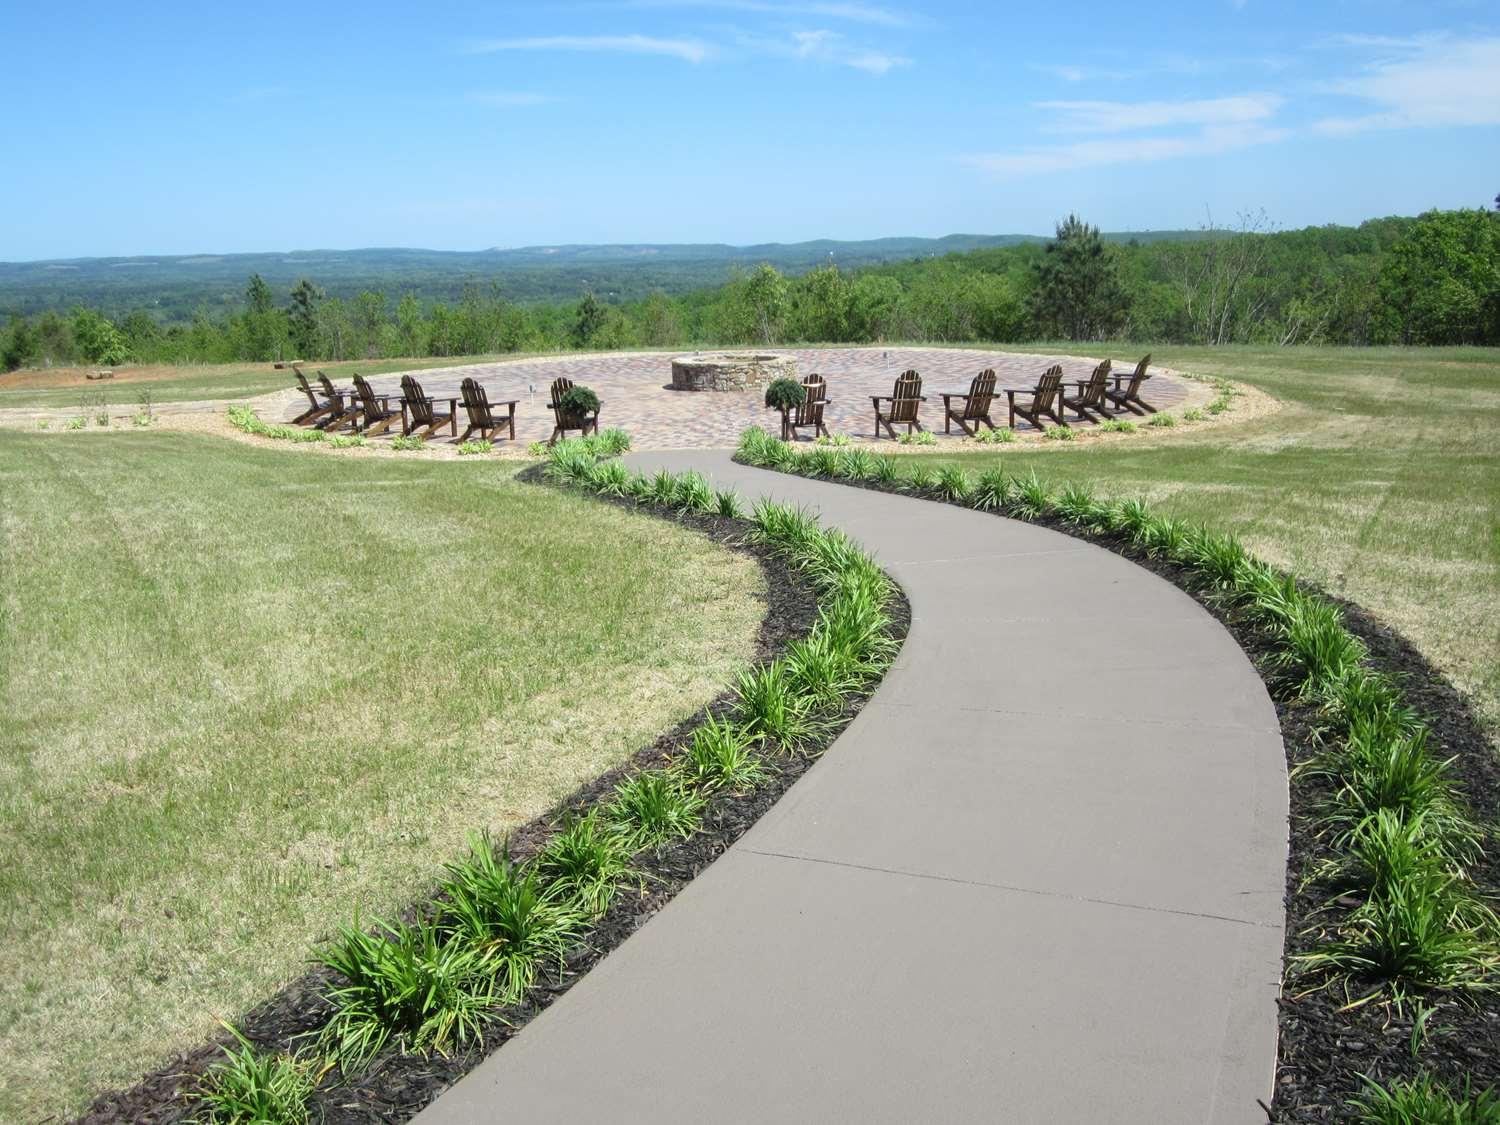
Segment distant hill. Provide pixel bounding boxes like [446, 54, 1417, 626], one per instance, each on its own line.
[0, 231, 1205, 321]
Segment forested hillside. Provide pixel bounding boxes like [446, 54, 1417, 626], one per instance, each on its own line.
[2, 210, 1495, 371]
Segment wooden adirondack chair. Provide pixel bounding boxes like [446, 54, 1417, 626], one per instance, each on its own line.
[940, 369, 999, 436]
[547, 376, 600, 445]
[458, 378, 519, 442]
[1005, 366, 1068, 430]
[1105, 354, 1156, 415]
[783, 374, 831, 441]
[1060, 359, 1114, 422]
[399, 375, 458, 439]
[351, 374, 400, 436]
[317, 372, 361, 432]
[290, 365, 338, 427]
[871, 370, 925, 439]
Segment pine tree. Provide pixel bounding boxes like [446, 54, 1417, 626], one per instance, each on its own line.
[1028, 215, 1129, 340]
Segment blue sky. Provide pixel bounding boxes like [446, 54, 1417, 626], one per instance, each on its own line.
[4, 1, 1498, 260]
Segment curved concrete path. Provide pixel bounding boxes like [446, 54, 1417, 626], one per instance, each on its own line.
[418, 452, 1287, 1124]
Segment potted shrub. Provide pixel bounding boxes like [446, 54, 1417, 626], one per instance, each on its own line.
[558, 384, 601, 419]
[764, 378, 806, 412]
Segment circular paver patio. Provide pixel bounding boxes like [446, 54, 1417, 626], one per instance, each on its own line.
[319, 347, 1189, 449]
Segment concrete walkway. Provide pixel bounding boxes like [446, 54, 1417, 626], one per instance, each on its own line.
[417, 452, 1287, 1124]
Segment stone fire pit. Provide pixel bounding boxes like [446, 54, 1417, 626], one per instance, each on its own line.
[670, 352, 797, 392]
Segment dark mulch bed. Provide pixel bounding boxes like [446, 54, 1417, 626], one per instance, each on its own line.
[765, 465, 1500, 1122]
[74, 475, 910, 1124]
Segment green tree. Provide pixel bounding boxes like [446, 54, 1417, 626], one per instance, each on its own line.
[1028, 215, 1129, 340]
[1373, 209, 1500, 345]
[240, 274, 284, 361]
[1, 316, 38, 371]
[573, 290, 607, 347]
[70, 308, 129, 365]
[288, 278, 323, 359]
[639, 291, 682, 346]
[791, 263, 851, 341]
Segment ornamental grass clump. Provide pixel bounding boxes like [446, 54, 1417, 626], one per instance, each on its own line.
[897, 430, 937, 446]
[585, 458, 631, 497]
[318, 914, 493, 1067]
[871, 452, 900, 485]
[732, 659, 822, 752]
[1008, 471, 1052, 521]
[971, 426, 1016, 444]
[970, 467, 1012, 511]
[389, 435, 425, 452]
[456, 440, 492, 456]
[1350, 1074, 1500, 1124]
[609, 770, 706, 852]
[836, 448, 876, 481]
[196, 1025, 315, 1125]
[1053, 482, 1107, 529]
[935, 465, 973, 502]
[1042, 425, 1075, 441]
[802, 447, 841, 478]
[1273, 596, 1369, 695]
[536, 809, 633, 917]
[714, 488, 744, 519]
[436, 833, 586, 1005]
[680, 711, 768, 792]
[672, 470, 716, 514]
[783, 631, 866, 708]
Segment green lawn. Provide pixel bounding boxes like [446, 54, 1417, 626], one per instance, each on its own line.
[0, 431, 764, 1120]
[0, 355, 527, 411]
[909, 344, 1500, 736]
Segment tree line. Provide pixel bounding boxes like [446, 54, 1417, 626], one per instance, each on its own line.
[3, 207, 1496, 372]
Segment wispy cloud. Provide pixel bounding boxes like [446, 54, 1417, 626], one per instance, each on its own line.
[1037, 94, 1283, 133]
[1312, 35, 1500, 134]
[965, 92, 1288, 176]
[620, 0, 915, 26]
[965, 122, 1288, 176]
[734, 27, 910, 72]
[468, 34, 711, 63]
[467, 91, 555, 107]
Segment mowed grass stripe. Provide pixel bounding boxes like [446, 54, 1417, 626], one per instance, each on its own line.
[0, 430, 764, 1120]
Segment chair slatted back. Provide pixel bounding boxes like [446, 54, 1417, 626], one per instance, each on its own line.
[294, 368, 320, 409]
[318, 372, 341, 401]
[1122, 354, 1151, 397]
[1033, 366, 1064, 412]
[1077, 359, 1112, 409]
[888, 370, 922, 423]
[401, 375, 436, 427]
[962, 369, 997, 419]
[461, 377, 491, 427]
[794, 374, 827, 426]
[550, 376, 587, 426]
[352, 374, 384, 417]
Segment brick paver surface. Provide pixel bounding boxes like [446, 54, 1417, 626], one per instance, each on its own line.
[299, 347, 1187, 450]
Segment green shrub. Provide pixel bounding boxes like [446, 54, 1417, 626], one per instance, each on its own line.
[35, 418, 50, 430]
[971, 426, 1016, 444]
[1275, 597, 1368, 694]
[813, 432, 851, 447]
[609, 770, 705, 851]
[906, 465, 938, 492]
[935, 465, 973, 502]
[456, 440, 492, 455]
[802, 447, 841, 478]
[1053, 482, 1105, 528]
[714, 489, 744, 519]
[764, 378, 806, 411]
[836, 448, 876, 480]
[557, 385, 600, 417]
[681, 712, 768, 792]
[783, 631, 864, 708]
[1042, 425, 1075, 441]
[871, 453, 900, 485]
[585, 459, 631, 496]
[326, 434, 368, 449]
[196, 1024, 314, 1125]
[132, 412, 152, 428]
[527, 440, 550, 458]
[732, 659, 821, 752]
[536, 809, 632, 917]
[970, 467, 1011, 511]
[672, 470, 716, 514]
[1008, 472, 1051, 520]
[1147, 412, 1177, 428]
[66, 416, 86, 430]
[1182, 407, 1206, 422]
[437, 834, 585, 1004]
[1097, 418, 1137, 433]
[318, 914, 492, 1067]
[897, 430, 937, 446]
[1350, 1074, 1500, 1124]
[736, 426, 780, 466]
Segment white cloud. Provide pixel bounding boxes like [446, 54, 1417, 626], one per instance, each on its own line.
[737, 27, 910, 72]
[468, 35, 711, 63]
[1036, 94, 1283, 133]
[965, 122, 1289, 176]
[1312, 35, 1500, 135]
[621, 0, 913, 26]
[467, 91, 554, 107]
